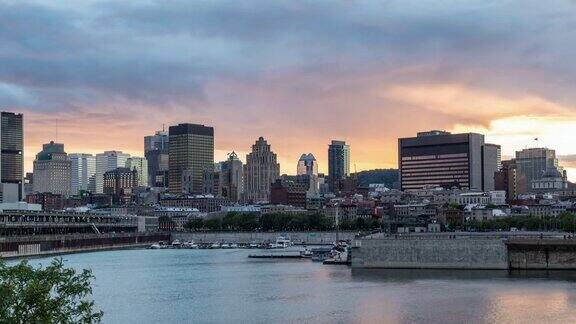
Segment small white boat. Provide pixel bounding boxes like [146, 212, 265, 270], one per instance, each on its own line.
[249, 243, 259, 249]
[149, 243, 162, 249]
[210, 243, 221, 249]
[182, 241, 198, 249]
[271, 236, 293, 249]
[221, 243, 231, 249]
[230, 243, 239, 248]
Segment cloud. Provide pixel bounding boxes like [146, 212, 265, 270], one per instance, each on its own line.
[1, 0, 576, 176]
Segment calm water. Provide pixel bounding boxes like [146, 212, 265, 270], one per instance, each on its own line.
[24, 248, 576, 323]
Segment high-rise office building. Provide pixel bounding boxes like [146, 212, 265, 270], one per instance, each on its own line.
[297, 153, 320, 197]
[244, 137, 280, 203]
[168, 123, 214, 194]
[103, 167, 138, 204]
[482, 143, 501, 191]
[144, 130, 169, 187]
[95, 151, 130, 194]
[221, 152, 244, 202]
[33, 141, 71, 197]
[0, 111, 23, 202]
[126, 156, 148, 187]
[328, 140, 350, 193]
[297, 153, 318, 176]
[398, 130, 498, 191]
[69, 153, 96, 195]
[514, 147, 564, 194]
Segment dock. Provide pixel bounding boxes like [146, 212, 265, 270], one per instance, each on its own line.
[248, 253, 304, 259]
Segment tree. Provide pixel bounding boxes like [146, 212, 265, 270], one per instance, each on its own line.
[0, 258, 103, 323]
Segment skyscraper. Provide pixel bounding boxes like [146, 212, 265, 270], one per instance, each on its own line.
[398, 130, 499, 191]
[126, 156, 148, 187]
[328, 140, 350, 193]
[95, 151, 130, 194]
[297, 153, 318, 176]
[297, 153, 320, 197]
[221, 151, 244, 202]
[514, 147, 564, 194]
[244, 137, 280, 203]
[0, 111, 23, 202]
[144, 129, 169, 187]
[168, 123, 214, 194]
[69, 153, 96, 195]
[33, 141, 71, 197]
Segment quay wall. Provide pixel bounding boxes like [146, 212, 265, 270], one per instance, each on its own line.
[352, 237, 509, 270]
[172, 231, 357, 245]
[507, 240, 576, 270]
[0, 232, 170, 259]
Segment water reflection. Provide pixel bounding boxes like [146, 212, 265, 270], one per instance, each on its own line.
[24, 249, 576, 324]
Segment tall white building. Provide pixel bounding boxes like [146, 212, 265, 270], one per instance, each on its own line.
[95, 151, 130, 193]
[126, 157, 148, 187]
[69, 153, 96, 195]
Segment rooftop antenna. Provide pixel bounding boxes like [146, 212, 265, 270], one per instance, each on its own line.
[55, 118, 58, 142]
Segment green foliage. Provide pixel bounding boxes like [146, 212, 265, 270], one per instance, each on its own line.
[465, 212, 576, 232]
[183, 211, 381, 232]
[0, 258, 103, 323]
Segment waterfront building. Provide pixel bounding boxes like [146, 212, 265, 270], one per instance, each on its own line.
[398, 130, 499, 191]
[103, 167, 138, 204]
[95, 151, 130, 194]
[0, 111, 24, 202]
[126, 156, 148, 187]
[0, 211, 140, 236]
[514, 148, 565, 194]
[32, 141, 71, 197]
[168, 123, 214, 194]
[159, 195, 231, 213]
[25, 192, 64, 211]
[328, 140, 350, 193]
[69, 153, 96, 195]
[144, 129, 169, 187]
[243, 137, 280, 203]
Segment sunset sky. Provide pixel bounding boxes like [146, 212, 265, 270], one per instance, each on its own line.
[3, 1, 576, 179]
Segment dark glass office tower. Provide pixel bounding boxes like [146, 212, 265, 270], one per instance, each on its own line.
[328, 140, 350, 193]
[168, 123, 214, 194]
[0, 111, 24, 202]
[399, 130, 493, 191]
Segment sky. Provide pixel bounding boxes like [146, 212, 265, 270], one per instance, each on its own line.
[3, 0, 576, 179]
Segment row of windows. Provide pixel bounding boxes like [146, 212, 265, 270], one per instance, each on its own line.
[401, 157, 469, 166]
[401, 153, 468, 161]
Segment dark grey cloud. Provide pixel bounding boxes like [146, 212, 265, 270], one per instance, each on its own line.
[1, 0, 576, 114]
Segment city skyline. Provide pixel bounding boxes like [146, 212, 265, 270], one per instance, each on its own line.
[3, 1, 576, 178]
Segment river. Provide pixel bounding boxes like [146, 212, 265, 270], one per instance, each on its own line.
[25, 248, 576, 323]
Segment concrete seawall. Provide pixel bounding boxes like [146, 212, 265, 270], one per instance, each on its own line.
[172, 231, 357, 245]
[0, 232, 170, 259]
[352, 237, 509, 270]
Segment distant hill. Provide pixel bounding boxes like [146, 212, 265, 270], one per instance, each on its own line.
[354, 169, 399, 189]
